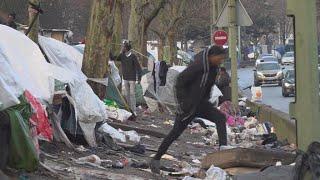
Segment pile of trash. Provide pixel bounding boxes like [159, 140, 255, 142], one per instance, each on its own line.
[189, 99, 295, 152]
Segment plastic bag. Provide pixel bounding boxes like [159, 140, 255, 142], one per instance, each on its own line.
[98, 123, 126, 143]
[109, 61, 121, 87]
[106, 106, 132, 122]
[122, 130, 140, 143]
[251, 86, 263, 102]
[209, 85, 223, 106]
[205, 165, 227, 180]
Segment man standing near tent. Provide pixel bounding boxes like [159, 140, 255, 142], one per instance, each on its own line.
[6, 12, 17, 30]
[116, 41, 142, 116]
[150, 46, 228, 174]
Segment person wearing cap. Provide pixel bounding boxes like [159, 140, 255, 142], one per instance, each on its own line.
[116, 42, 142, 116]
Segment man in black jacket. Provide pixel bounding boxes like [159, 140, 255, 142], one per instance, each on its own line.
[116, 42, 142, 115]
[150, 46, 228, 174]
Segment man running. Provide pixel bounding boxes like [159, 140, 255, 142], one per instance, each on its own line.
[150, 45, 228, 174]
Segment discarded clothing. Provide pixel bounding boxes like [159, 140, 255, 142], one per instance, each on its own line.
[24, 90, 53, 142]
[159, 61, 169, 86]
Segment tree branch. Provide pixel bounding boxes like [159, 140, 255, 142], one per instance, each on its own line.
[144, 0, 167, 30]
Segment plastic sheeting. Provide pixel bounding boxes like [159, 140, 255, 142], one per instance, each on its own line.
[141, 66, 185, 112]
[39, 36, 85, 80]
[0, 25, 76, 102]
[38, 35, 107, 147]
[0, 47, 23, 110]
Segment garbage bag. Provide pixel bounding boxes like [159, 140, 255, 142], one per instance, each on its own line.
[6, 96, 39, 171]
[209, 85, 223, 107]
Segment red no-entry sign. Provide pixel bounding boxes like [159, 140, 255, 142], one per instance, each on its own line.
[212, 30, 228, 46]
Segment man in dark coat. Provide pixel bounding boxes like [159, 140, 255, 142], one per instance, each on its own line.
[116, 42, 142, 115]
[150, 46, 228, 174]
[6, 13, 17, 30]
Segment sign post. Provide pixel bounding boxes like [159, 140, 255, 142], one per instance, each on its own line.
[212, 30, 228, 46]
[215, 0, 253, 107]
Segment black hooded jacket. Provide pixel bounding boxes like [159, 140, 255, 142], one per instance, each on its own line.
[175, 48, 219, 120]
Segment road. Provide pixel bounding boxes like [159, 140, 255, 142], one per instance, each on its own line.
[236, 65, 295, 114]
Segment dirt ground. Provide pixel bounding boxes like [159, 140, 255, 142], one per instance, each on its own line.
[4, 108, 295, 180]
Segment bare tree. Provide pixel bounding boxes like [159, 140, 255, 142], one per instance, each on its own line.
[82, 0, 116, 99]
[128, 0, 167, 66]
[150, 0, 187, 64]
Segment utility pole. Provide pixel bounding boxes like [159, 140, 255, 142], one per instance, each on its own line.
[211, 0, 217, 45]
[228, 0, 238, 106]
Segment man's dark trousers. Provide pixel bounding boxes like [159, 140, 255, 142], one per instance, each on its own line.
[153, 101, 227, 160]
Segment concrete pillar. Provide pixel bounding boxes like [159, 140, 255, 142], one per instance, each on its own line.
[287, 0, 320, 151]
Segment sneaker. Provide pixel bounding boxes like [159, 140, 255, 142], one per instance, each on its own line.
[149, 159, 160, 174]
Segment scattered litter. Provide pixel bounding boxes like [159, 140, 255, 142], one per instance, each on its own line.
[128, 144, 146, 154]
[148, 124, 158, 128]
[163, 119, 174, 126]
[98, 123, 126, 142]
[122, 130, 141, 143]
[77, 154, 101, 166]
[183, 176, 202, 180]
[205, 165, 227, 180]
[112, 160, 124, 169]
[192, 159, 201, 164]
[106, 106, 132, 122]
[276, 161, 282, 166]
[75, 145, 88, 152]
[220, 145, 236, 150]
[150, 154, 178, 161]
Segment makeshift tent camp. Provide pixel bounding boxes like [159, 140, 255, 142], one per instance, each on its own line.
[70, 44, 134, 111]
[39, 36, 107, 147]
[141, 66, 186, 113]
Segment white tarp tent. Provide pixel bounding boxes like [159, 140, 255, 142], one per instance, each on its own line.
[0, 25, 106, 147]
[39, 36, 107, 147]
[0, 25, 75, 104]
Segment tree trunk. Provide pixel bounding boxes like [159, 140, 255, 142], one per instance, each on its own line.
[128, 0, 167, 67]
[28, 0, 40, 43]
[82, 0, 115, 99]
[158, 36, 165, 60]
[112, 0, 123, 53]
[167, 29, 176, 65]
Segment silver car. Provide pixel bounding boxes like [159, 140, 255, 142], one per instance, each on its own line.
[254, 62, 284, 86]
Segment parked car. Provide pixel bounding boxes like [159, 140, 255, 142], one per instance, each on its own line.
[282, 69, 295, 97]
[281, 51, 294, 65]
[258, 53, 273, 59]
[255, 56, 278, 67]
[282, 67, 320, 97]
[254, 62, 284, 86]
